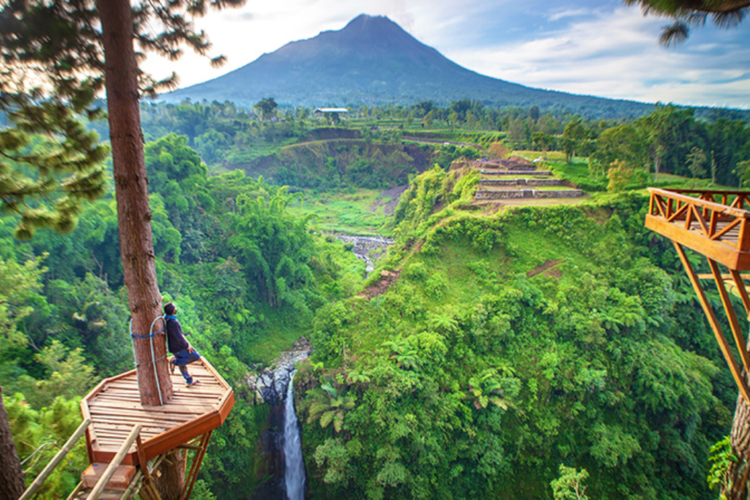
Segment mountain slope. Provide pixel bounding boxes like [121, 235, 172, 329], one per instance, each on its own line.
[162, 14, 653, 117]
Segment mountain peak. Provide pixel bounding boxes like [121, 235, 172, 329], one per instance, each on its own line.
[345, 14, 392, 27]
[162, 14, 652, 118]
[342, 14, 402, 34]
[314, 13, 417, 51]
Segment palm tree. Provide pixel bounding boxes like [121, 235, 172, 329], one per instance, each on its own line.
[468, 369, 519, 411]
[383, 336, 422, 371]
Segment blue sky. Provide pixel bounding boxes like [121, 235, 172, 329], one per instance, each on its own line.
[142, 0, 750, 109]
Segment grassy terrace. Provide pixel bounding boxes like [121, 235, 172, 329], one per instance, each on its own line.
[288, 189, 395, 236]
[477, 185, 579, 191]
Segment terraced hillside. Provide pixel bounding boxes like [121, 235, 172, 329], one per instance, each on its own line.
[469, 156, 584, 204]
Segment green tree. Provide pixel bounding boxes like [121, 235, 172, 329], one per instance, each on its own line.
[590, 123, 648, 181]
[551, 465, 589, 500]
[305, 383, 356, 433]
[529, 105, 540, 122]
[254, 97, 278, 121]
[18, 341, 95, 409]
[4, 394, 87, 499]
[635, 104, 694, 180]
[563, 118, 587, 163]
[226, 181, 317, 311]
[0, 384, 24, 500]
[686, 145, 708, 178]
[736, 159, 750, 187]
[1, 0, 245, 497]
[195, 129, 230, 164]
[423, 109, 435, 127]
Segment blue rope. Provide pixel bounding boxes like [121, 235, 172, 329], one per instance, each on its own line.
[130, 327, 165, 339]
[129, 315, 168, 406]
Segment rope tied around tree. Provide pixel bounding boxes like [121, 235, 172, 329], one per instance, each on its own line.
[129, 316, 169, 406]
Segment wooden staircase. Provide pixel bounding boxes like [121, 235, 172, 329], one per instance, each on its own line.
[63, 425, 160, 500]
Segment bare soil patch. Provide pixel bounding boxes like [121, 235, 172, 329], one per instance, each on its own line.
[370, 185, 409, 215]
[359, 270, 401, 299]
[527, 260, 561, 278]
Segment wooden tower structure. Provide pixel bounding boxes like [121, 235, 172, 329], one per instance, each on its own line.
[645, 188, 750, 499]
[18, 357, 234, 500]
[646, 188, 750, 402]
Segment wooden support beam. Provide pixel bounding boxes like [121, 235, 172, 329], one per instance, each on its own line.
[176, 444, 202, 451]
[709, 258, 750, 373]
[674, 242, 750, 404]
[89, 425, 141, 500]
[136, 434, 162, 500]
[731, 268, 750, 318]
[120, 470, 143, 500]
[20, 419, 91, 500]
[698, 273, 750, 280]
[180, 431, 213, 500]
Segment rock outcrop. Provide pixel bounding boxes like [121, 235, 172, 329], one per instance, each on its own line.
[245, 337, 312, 405]
[336, 235, 394, 273]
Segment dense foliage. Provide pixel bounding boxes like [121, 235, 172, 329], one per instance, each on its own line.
[134, 100, 749, 194]
[1, 98, 749, 499]
[0, 134, 365, 498]
[297, 172, 739, 499]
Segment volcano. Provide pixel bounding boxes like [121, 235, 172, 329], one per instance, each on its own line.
[162, 14, 652, 118]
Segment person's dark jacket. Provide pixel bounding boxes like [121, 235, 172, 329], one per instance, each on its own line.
[165, 317, 189, 354]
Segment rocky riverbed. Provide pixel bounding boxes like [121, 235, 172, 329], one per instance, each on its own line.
[336, 235, 394, 273]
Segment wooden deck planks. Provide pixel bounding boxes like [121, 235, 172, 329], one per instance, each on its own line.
[84, 358, 234, 460]
[667, 218, 741, 244]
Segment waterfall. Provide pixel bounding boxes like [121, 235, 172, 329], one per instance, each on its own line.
[284, 371, 305, 500]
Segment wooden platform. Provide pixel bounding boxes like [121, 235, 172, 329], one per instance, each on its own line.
[645, 188, 750, 270]
[81, 358, 234, 466]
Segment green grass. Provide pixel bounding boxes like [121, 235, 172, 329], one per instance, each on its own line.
[288, 189, 395, 236]
[244, 307, 311, 364]
[514, 150, 566, 162]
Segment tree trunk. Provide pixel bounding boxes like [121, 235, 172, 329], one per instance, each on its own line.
[97, 0, 172, 408]
[154, 451, 186, 500]
[97, 1, 182, 497]
[0, 384, 25, 500]
[727, 382, 750, 499]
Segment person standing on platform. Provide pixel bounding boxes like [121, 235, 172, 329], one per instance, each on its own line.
[164, 302, 200, 387]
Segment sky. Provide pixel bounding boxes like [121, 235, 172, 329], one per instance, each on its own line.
[141, 0, 750, 109]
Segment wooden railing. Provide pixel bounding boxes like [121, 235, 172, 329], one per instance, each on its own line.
[648, 188, 750, 252]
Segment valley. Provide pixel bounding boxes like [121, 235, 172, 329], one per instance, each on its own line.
[2, 7, 750, 500]
[5, 99, 749, 499]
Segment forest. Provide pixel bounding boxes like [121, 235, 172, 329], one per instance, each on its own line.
[1, 95, 750, 499]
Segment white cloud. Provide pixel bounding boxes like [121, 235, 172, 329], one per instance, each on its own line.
[548, 8, 592, 22]
[443, 7, 750, 108]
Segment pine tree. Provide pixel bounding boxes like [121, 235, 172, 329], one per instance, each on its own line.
[623, 0, 749, 44]
[1, 1, 245, 497]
